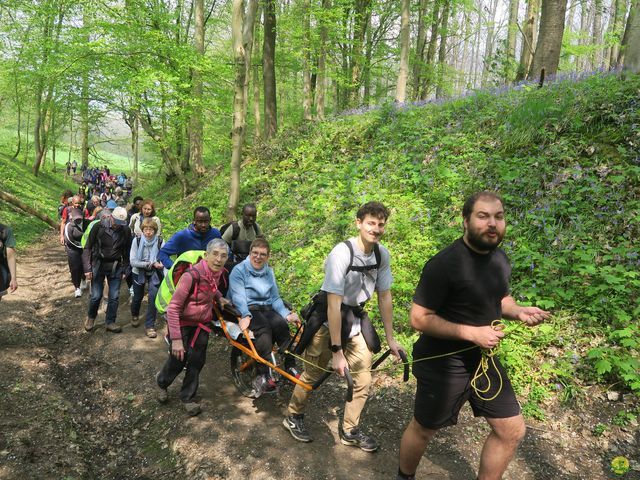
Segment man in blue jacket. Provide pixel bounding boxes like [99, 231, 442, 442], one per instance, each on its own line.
[158, 206, 222, 269]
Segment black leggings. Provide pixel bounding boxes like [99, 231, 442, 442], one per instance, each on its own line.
[65, 245, 84, 288]
[249, 309, 295, 375]
[157, 325, 210, 402]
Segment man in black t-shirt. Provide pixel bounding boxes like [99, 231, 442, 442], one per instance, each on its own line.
[396, 191, 550, 480]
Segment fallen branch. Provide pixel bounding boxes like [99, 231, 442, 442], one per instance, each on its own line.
[0, 190, 58, 229]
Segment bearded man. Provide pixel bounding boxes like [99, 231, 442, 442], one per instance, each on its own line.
[396, 191, 551, 480]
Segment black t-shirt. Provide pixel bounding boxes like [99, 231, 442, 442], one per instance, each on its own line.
[412, 238, 511, 367]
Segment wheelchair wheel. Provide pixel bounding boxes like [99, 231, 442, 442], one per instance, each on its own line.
[230, 346, 257, 397]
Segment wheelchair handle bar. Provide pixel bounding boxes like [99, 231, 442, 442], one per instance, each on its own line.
[371, 349, 410, 382]
[311, 368, 354, 403]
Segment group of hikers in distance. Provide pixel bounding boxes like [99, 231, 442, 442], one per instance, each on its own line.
[2, 186, 552, 479]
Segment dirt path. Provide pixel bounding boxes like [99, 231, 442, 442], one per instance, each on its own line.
[0, 233, 637, 480]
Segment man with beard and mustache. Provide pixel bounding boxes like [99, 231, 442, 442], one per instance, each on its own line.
[396, 191, 551, 480]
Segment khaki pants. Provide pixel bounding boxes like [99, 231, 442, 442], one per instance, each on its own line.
[287, 325, 373, 431]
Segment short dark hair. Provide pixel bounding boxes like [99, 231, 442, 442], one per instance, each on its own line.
[462, 191, 503, 220]
[242, 203, 257, 213]
[193, 206, 211, 218]
[356, 201, 389, 221]
[133, 196, 144, 204]
[250, 237, 270, 254]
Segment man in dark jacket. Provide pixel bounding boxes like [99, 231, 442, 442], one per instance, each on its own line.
[158, 206, 221, 269]
[83, 206, 132, 333]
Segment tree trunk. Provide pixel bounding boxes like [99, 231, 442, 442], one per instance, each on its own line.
[138, 112, 189, 197]
[263, 0, 277, 139]
[189, 0, 206, 174]
[132, 114, 139, 182]
[253, 64, 262, 140]
[412, 0, 428, 100]
[528, 0, 568, 80]
[506, 0, 520, 81]
[395, 0, 410, 103]
[435, 0, 450, 98]
[316, 0, 330, 120]
[576, 0, 589, 70]
[0, 190, 58, 229]
[228, 0, 258, 219]
[592, 0, 604, 67]
[302, 0, 313, 120]
[24, 111, 30, 165]
[349, 0, 372, 107]
[609, 0, 628, 67]
[421, 0, 442, 99]
[516, 0, 540, 81]
[621, 0, 640, 72]
[481, 0, 499, 86]
[80, 9, 90, 169]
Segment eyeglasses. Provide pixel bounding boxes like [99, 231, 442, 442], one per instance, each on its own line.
[251, 251, 268, 258]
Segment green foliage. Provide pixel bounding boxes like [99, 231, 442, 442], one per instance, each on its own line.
[145, 73, 640, 399]
[0, 128, 76, 247]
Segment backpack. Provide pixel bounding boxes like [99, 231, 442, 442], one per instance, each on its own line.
[299, 241, 381, 322]
[57, 204, 67, 220]
[0, 224, 11, 292]
[64, 218, 85, 249]
[81, 220, 100, 248]
[295, 241, 383, 355]
[155, 250, 206, 315]
[220, 221, 259, 242]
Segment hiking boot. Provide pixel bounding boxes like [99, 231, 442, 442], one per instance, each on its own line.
[84, 316, 96, 332]
[74, 288, 82, 298]
[146, 328, 157, 338]
[131, 315, 140, 328]
[183, 402, 201, 416]
[155, 373, 168, 403]
[282, 414, 312, 443]
[105, 323, 122, 333]
[339, 427, 379, 452]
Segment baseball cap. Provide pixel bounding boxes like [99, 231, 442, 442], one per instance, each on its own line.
[112, 207, 128, 226]
[106, 199, 118, 210]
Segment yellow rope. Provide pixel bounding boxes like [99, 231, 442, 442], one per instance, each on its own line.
[285, 319, 507, 400]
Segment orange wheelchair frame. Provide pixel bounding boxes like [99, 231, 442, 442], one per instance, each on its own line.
[213, 303, 409, 400]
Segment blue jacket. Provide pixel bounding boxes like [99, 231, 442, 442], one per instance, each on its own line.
[227, 258, 289, 319]
[158, 224, 221, 268]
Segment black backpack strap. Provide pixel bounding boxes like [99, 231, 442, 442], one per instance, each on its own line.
[231, 222, 240, 241]
[344, 240, 380, 273]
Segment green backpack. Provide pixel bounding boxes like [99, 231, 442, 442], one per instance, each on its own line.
[155, 250, 206, 315]
[81, 219, 100, 248]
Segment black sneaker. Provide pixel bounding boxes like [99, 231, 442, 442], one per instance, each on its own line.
[282, 414, 312, 443]
[339, 427, 379, 452]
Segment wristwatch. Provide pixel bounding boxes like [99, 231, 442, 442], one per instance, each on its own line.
[330, 344, 342, 353]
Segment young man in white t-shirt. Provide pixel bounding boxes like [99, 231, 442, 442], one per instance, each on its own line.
[283, 201, 402, 452]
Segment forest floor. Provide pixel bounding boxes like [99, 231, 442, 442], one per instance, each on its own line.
[0, 232, 638, 480]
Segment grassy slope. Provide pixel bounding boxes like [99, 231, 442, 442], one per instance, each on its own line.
[0, 126, 137, 248]
[0, 155, 75, 248]
[148, 73, 639, 414]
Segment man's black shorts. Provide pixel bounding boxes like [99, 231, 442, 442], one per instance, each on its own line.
[412, 351, 521, 430]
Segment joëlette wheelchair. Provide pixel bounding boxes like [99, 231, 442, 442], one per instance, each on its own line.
[212, 302, 409, 400]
